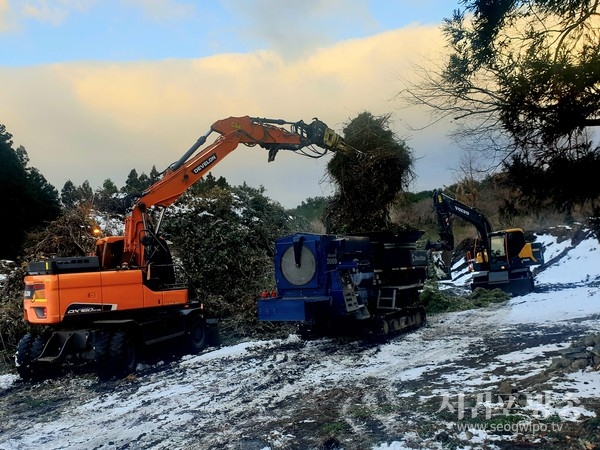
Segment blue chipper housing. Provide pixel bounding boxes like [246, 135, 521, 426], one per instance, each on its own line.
[258, 231, 429, 337]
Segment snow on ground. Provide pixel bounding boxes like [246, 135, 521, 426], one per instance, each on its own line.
[0, 230, 599, 449]
[0, 260, 15, 289]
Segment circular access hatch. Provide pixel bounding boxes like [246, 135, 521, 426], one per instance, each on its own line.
[280, 245, 316, 286]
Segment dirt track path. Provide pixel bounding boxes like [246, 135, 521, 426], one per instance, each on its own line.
[1, 291, 599, 450]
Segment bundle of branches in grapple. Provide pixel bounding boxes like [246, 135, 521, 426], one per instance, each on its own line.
[323, 112, 415, 233]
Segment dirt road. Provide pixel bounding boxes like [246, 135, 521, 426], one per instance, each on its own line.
[1, 298, 599, 449]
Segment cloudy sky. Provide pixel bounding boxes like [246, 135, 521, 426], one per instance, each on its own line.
[0, 0, 463, 208]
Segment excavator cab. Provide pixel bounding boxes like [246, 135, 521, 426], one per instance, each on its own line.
[476, 228, 543, 271]
[96, 234, 177, 289]
[488, 229, 526, 271]
[142, 234, 177, 288]
[96, 236, 126, 270]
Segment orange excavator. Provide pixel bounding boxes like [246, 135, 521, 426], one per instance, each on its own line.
[16, 116, 353, 380]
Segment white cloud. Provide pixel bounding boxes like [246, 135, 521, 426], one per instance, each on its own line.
[0, 0, 16, 32]
[0, 25, 455, 207]
[221, 0, 378, 60]
[17, 0, 96, 26]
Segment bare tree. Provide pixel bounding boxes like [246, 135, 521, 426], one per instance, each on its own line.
[399, 0, 600, 211]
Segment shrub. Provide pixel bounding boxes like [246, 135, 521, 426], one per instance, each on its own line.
[162, 184, 299, 339]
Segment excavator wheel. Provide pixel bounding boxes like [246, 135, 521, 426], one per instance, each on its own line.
[15, 333, 46, 381]
[94, 331, 112, 381]
[109, 331, 138, 379]
[184, 315, 207, 355]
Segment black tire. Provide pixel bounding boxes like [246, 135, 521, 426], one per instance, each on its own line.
[15, 333, 34, 380]
[185, 316, 207, 355]
[15, 333, 45, 381]
[109, 331, 138, 379]
[30, 335, 46, 358]
[94, 331, 112, 381]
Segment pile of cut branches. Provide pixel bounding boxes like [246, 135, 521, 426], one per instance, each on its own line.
[23, 205, 101, 259]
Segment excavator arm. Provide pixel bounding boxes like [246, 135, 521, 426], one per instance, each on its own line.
[429, 189, 494, 254]
[137, 116, 351, 209]
[117, 116, 353, 268]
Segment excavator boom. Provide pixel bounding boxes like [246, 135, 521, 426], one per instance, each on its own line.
[120, 116, 353, 268]
[139, 116, 347, 209]
[431, 189, 493, 254]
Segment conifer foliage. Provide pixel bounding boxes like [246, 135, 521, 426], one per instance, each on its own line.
[161, 181, 301, 337]
[0, 124, 60, 260]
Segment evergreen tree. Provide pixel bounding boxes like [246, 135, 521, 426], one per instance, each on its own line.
[61, 180, 77, 208]
[290, 196, 329, 223]
[188, 172, 230, 196]
[76, 180, 94, 206]
[162, 181, 296, 332]
[0, 123, 60, 260]
[122, 169, 142, 195]
[402, 0, 600, 211]
[95, 178, 123, 213]
[26, 166, 60, 225]
[138, 172, 151, 191]
[102, 178, 118, 194]
[149, 166, 161, 184]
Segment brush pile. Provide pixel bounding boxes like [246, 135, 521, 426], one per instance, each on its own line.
[324, 112, 415, 233]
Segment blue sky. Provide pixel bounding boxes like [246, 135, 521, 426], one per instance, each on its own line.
[2, 1, 460, 65]
[0, 0, 465, 208]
